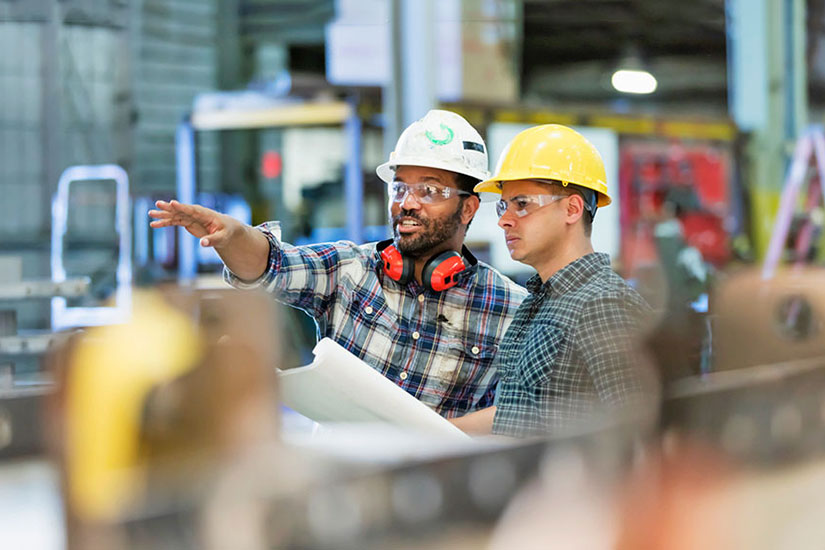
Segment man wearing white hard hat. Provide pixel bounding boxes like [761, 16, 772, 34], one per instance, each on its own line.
[150, 110, 526, 418]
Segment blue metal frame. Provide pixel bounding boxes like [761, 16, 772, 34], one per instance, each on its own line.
[176, 117, 197, 281]
[344, 98, 364, 244]
[51, 164, 132, 329]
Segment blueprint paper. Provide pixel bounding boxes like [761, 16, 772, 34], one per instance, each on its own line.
[278, 338, 468, 438]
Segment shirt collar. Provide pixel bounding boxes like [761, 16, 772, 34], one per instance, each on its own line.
[527, 252, 611, 296]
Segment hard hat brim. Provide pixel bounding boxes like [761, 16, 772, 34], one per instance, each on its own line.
[473, 178, 502, 195]
[377, 157, 489, 184]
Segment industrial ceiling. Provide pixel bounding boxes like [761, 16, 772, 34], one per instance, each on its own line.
[243, 0, 825, 116]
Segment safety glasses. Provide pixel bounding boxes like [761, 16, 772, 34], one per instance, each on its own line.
[495, 194, 566, 218]
[390, 182, 470, 204]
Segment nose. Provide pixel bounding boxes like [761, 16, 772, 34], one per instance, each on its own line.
[498, 205, 516, 229]
[399, 189, 421, 210]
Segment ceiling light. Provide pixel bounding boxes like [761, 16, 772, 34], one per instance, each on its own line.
[611, 44, 657, 95]
[611, 69, 657, 94]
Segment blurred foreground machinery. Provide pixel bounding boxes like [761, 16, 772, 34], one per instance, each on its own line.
[494, 267, 825, 550]
[663, 267, 825, 465]
[4, 268, 825, 548]
[40, 287, 650, 550]
[47, 288, 289, 550]
[0, 255, 89, 460]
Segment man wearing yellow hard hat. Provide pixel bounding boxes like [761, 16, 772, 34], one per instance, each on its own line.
[451, 124, 656, 437]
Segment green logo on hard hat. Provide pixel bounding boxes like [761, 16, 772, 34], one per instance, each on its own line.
[425, 123, 454, 146]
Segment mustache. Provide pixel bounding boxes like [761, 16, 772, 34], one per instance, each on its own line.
[392, 210, 429, 226]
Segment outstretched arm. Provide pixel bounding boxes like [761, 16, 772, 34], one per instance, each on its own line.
[149, 200, 269, 281]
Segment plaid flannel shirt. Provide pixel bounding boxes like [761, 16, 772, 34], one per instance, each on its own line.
[492, 253, 653, 437]
[225, 222, 527, 418]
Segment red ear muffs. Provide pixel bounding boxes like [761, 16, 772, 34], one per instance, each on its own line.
[377, 240, 414, 285]
[422, 250, 467, 292]
[377, 240, 476, 291]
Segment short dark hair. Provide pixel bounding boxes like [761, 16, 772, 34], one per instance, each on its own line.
[454, 173, 480, 196]
[541, 180, 594, 237]
[453, 173, 480, 232]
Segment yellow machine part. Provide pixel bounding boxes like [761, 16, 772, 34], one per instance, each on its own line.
[65, 291, 202, 521]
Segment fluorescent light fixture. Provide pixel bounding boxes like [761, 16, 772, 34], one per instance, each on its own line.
[611, 69, 658, 94]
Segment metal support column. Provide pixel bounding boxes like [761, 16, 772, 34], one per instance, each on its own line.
[345, 98, 364, 244]
[41, 3, 63, 276]
[383, 0, 404, 159]
[727, 0, 807, 258]
[217, 0, 246, 212]
[785, 0, 808, 140]
[398, 0, 436, 127]
[176, 118, 197, 281]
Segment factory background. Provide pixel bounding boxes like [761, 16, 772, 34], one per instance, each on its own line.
[2, 1, 825, 548]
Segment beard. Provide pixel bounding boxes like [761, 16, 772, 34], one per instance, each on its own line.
[392, 204, 464, 258]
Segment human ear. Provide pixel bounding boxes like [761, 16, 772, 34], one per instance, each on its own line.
[461, 194, 480, 225]
[566, 194, 585, 225]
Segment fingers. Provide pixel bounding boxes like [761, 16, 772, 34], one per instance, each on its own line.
[148, 208, 172, 220]
[153, 199, 177, 212]
[149, 200, 205, 226]
[166, 200, 220, 227]
[148, 207, 187, 228]
[149, 200, 224, 242]
[150, 201, 185, 225]
[155, 199, 194, 214]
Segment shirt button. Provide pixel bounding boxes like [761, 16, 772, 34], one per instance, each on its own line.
[417, 295, 425, 303]
[400, 371, 408, 380]
[412, 331, 420, 340]
[471, 346, 480, 355]
[364, 306, 373, 314]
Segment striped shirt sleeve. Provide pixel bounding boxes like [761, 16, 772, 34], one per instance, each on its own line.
[224, 223, 371, 320]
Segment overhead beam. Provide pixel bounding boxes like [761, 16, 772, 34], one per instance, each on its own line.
[191, 101, 352, 131]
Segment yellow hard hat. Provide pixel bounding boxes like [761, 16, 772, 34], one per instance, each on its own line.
[66, 291, 202, 520]
[475, 124, 611, 207]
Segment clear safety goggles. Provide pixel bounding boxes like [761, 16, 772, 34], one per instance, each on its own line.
[495, 194, 566, 218]
[390, 181, 470, 204]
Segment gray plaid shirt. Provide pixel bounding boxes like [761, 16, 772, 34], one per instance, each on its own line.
[492, 253, 652, 437]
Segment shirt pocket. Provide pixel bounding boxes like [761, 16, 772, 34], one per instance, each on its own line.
[336, 292, 397, 354]
[433, 334, 496, 387]
[516, 324, 566, 388]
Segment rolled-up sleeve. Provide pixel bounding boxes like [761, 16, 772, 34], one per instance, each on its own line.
[223, 222, 371, 321]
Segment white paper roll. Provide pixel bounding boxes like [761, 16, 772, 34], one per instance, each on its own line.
[279, 338, 469, 438]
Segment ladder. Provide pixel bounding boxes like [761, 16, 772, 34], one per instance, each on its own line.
[762, 126, 825, 280]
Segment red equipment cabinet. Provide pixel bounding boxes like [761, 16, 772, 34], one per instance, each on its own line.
[619, 140, 734, 275]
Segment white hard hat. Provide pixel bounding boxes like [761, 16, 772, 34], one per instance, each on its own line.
[376, 110, 489, 184]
